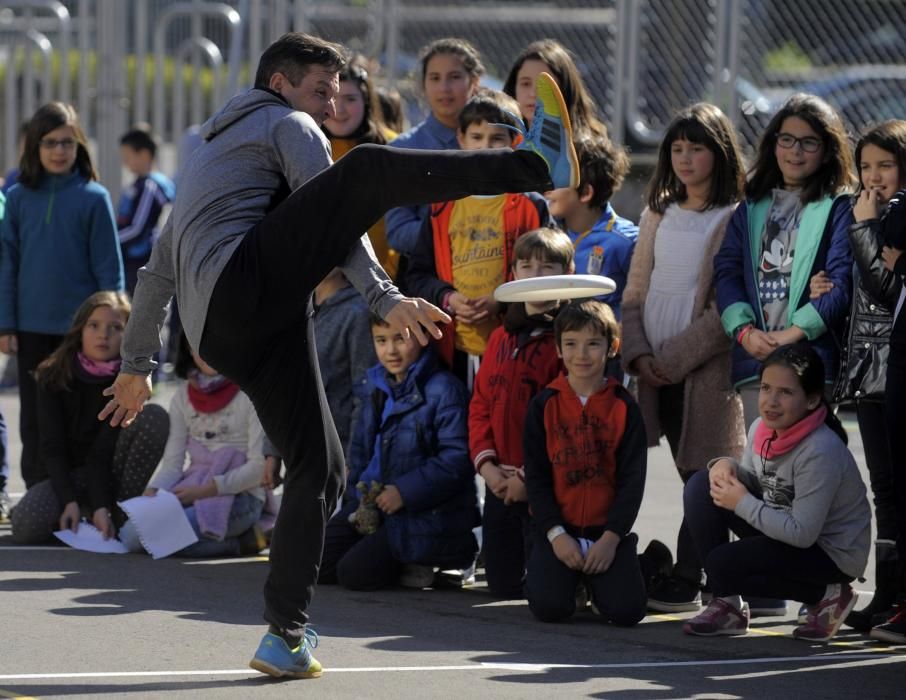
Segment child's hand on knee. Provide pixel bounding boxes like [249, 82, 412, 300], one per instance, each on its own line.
[93, 508, 115, 540]
[710, 474, 747, 511]
[584, 531, 619, 575]
[376, 485, 404, 514]
[262, 456, 283, 489]
[550, 531, 584, 571]
[708, 458, 736, 486]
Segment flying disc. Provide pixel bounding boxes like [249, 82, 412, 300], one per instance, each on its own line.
[494, 274, 616, 303]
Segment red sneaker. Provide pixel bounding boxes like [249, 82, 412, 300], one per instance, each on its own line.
[793, 584, 858, 642]
[683, 598, 749, 636]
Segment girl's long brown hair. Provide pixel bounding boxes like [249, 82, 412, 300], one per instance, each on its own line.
[645, 103, 745, 213]
[19, 102, 97, 188]
[322, 55, 388, 145]
[854, 119, 906, 192]
[35, 291, 131, 392]
[503, 39, 608, 139]
[745, 93, 856, 204]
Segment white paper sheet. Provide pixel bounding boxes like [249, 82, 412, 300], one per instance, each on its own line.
[54, 523, 129, 554]
[118, 489, 198, 559]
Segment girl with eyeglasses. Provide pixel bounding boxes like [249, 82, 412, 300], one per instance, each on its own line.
[682, 343, 870, 641]
[0, 102, 123, 492]
[715, 93, 857, 430]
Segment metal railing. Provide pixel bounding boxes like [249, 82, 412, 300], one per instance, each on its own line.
[2, 0, 904, 200]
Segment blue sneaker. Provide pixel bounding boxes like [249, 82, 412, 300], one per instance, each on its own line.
[515, 72, 580, 190]
[249, 629, 322, 678]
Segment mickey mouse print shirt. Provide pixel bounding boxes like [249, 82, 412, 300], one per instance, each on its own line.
[759, 188, 804, 331]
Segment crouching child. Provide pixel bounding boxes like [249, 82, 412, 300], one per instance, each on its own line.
[319, 314, 479, 589]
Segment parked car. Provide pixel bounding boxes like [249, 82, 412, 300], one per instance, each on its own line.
[796, 65, 906, 132]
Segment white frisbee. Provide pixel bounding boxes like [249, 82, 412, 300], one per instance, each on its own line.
[494, 274, 616, 303]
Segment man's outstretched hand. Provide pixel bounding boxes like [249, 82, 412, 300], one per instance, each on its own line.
[98, 373, 152, 428]
[384, 297, 452, 346]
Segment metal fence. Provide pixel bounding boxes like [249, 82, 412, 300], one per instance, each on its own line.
[2, 0, 905, 201]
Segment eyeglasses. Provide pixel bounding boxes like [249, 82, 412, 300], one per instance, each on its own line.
[39, 138, 77, 151]
[775, 132, 822, 153]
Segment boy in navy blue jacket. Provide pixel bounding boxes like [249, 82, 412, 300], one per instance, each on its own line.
[319, 314, 479, 590]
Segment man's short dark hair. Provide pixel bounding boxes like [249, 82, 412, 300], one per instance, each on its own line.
[120, 126, 158, 158]
[254, 33, 347, 89]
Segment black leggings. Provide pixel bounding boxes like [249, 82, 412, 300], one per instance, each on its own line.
[684, 470, 851, 603]
[198, 144, 552, 644]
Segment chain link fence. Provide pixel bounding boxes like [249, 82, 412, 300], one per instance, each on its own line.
[2, 0, 906, 199]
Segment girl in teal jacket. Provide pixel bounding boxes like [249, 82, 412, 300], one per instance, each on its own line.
[714, 94, 856, 428]
[0, 102, 123, 488]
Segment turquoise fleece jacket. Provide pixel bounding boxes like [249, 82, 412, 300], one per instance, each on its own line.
[0, 172, 123, 335]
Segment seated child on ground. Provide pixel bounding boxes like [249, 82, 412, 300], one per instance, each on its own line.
[119, 333, 267, 557]
[11, 291, 168, 543]
[523, 300, 648, 625]
[404, 89, 552, 378]
[682, 343, 870, 641]
[319, 314, 479, 590]
[469, 227, 573, 598]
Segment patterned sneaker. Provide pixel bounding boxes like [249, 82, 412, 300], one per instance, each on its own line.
[793, 584, 858, 642]
[683, 599, 750, 636]
[249, 629, 322, 679]
[648, 575, 702, 613]
[869, 605, 906, 644]
[516, 72, 580, 189]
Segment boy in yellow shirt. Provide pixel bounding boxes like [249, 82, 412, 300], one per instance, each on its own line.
[405, 90, 552, 381]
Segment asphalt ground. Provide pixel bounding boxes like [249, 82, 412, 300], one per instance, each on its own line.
[0, 382, 903, 699]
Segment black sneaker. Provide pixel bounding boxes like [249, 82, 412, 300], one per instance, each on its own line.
[648, 575, 702, 612]
[639, 539, 673, 592]
[870, 606, 906, 644]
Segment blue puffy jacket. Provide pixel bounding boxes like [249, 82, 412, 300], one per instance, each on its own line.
[714, 194, 853, 385]
[348, 349, 479, 568]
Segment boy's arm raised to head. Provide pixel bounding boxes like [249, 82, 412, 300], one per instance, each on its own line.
[604, 395, 647, 536]
[391, 376, 473, 511]
[523, 390, 563, 534]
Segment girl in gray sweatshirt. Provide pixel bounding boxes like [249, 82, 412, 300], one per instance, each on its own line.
[682, 343, 870, 642]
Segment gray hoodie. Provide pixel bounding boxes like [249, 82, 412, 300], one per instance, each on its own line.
[121, 88, 402, 375]
[722, 419, 870, 579]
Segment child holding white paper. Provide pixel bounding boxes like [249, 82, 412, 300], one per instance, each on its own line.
[10, 291, 168, 544]
[119, 333, 266, 557]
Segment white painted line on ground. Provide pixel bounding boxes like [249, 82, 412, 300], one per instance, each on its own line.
[0, 653, 900, 680]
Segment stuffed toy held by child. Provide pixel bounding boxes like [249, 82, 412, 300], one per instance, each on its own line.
[349, 480, 383, 535]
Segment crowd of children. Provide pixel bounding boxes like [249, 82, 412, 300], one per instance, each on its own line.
[2, 32, 906, 677]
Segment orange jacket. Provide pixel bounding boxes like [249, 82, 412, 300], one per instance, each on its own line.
[405, 192, 550, 366]
[524, 374, 647, 539]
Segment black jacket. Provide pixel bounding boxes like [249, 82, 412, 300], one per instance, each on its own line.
[882, 190, 906, 366]
[834, 218, 901, 402]
[38, 361, 121, 510]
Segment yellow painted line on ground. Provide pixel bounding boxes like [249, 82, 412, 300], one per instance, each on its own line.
[0, 689, 38, 699]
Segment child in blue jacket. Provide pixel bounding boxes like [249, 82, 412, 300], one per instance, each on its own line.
[0, 102, 123, 490]
[319, 314, 479, 590]
[714, 94, 855, 429]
